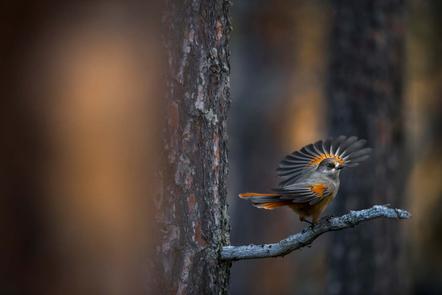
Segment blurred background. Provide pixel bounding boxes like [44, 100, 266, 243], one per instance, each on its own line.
[0, 1, 161, 294]
[1, 0, 441, 294]
[228, 0, 441, 294]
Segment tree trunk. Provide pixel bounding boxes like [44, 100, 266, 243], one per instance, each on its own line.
[326, 0, 407, 294]
[150, 1, 232, 294]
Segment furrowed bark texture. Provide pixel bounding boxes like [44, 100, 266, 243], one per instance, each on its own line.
[151, 1, 232, 294]
[326, 1, 407, 294]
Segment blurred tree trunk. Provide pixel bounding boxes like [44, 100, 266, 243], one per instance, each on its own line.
[228, 0, 297, 293]
[407, 0, 442, 293]
[326, 0, 407, 294]
[149, 1, 232, 294]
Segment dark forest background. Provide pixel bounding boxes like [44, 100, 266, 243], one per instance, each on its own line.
[228, 0, 441, 294]
[1, 0, 441, 294]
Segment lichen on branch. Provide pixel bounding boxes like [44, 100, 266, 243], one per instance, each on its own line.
[220, 205, 410, 261]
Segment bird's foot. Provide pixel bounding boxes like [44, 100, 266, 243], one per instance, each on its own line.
[300, 218, 316, 230]
[319, 215, 335, 223]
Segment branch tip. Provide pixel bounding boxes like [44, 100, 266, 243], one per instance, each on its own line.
[220, 205, 410, 261]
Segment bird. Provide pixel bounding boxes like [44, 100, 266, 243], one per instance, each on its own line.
[239, 136, 372, 224]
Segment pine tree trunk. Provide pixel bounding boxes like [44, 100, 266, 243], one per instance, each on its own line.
[326, 0, 407, 294]
[150, 1, 232, 294]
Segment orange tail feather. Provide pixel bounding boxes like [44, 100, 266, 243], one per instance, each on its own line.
[238, 192, 280, 198]
[239, 192, 288, 210]
[254, 201, 292, 209]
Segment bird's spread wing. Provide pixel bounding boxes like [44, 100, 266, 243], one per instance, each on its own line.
[239, 182, 331, 209]
[273, 182, 332, 205]
[277, 136, 372, 186]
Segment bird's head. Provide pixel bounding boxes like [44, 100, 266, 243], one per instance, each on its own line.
[317, 158, 343, 175]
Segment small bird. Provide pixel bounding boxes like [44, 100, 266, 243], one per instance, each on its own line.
[239, 136, 371, 224]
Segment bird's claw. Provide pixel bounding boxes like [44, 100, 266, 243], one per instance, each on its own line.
[301, 219, 314, 226]
[320, 215, 334, 223]
[300, 220, 317, 231]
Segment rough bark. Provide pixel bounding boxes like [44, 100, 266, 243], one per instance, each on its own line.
[150, 1, 232, 294]
[326, 0, 407, 294]
[222, 205, 410, 261]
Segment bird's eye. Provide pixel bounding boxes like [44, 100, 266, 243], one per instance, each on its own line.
[326, 163, 335, 169]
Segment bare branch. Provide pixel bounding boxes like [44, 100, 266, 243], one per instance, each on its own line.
[220, 205, 410, 261]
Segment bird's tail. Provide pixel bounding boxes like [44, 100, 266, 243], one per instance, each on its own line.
[238, 192, 291, 210]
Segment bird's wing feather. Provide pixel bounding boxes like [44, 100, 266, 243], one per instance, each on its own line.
[273, 182, 332, 205]
[277, 136, 372, 186]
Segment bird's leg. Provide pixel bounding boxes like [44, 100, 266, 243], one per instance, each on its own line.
[300, 216, 314, 226]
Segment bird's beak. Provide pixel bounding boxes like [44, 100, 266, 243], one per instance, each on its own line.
[336, 165, 344, 170]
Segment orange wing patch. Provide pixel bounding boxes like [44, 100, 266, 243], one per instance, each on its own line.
[308, 153, 345, 166]
[310, 183, 327, 197]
